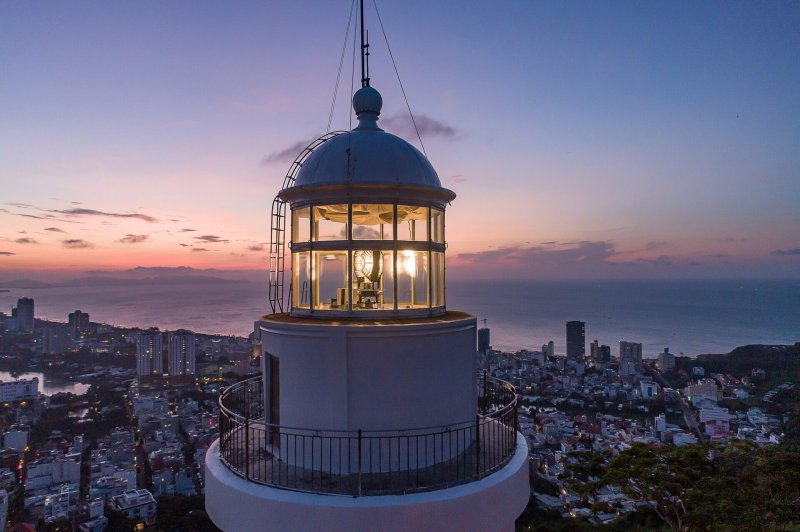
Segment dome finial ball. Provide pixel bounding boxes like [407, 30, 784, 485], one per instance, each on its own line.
[353, 86, 383, 117]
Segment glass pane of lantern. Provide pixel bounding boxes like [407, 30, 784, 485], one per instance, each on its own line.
[431, 208, 444, 244]
[396, 206, 429, 241]
[313, 204, 348, 241]
[351, 204, 393, 240]
[432, 252, 445, 306]
[292, 206, 310, 243]
[382, 251, 395, 309]
[396, 250, 429, 309]
[352, 249, 391, 310]
[312, 251, 348, 310]
[292, 252, 310, 309]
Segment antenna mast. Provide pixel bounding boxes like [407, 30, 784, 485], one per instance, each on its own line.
[359, 0, 370, 87]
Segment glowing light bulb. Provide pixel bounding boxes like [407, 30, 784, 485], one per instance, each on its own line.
[400, 250, 416, 277]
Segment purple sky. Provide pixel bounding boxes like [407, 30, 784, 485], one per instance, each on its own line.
[1, 1, 798, 280]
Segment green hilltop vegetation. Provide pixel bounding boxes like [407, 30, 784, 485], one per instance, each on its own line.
[689, 343, 800, 384]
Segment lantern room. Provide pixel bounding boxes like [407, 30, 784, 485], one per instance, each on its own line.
[278, 85, 455, 319]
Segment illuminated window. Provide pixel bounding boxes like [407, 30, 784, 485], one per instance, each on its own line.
[313, 251, 348, 310]
[396, 206, 429, 241]
[292, 252, 310, 309]
[397, 250, 429, 308]
[432, 252, 445, 307]
[313, 204, 348, 241]
[431, 208, 444, 244]
[352, 204, 393, 240]
[292, 207, 310, 243]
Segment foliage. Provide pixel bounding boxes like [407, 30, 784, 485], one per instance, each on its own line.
[562, 441, 800, 531]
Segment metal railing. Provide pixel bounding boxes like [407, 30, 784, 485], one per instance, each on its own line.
[217, 373, 519, 496]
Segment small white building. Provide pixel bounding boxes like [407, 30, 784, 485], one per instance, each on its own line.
[25, 453, 81, 492]
[0, 378, 38, 402]
[111, 489, 157, 526]
[2, 426, 28, 451]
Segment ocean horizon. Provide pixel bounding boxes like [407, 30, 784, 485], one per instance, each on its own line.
[2, 278, 798, 357]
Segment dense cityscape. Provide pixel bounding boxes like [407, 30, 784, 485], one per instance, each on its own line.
[0, 296, 256, 531]
[0, 296, 796, 530]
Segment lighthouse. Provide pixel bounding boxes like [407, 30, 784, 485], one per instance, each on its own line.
[205, 5, 529, 530]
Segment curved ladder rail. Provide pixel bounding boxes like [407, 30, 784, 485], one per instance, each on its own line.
[268, 131, 347, 314]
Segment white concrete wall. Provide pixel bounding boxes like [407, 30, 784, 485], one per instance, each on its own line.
[206, 431, 530, 532]
[259, 316, 477, 433]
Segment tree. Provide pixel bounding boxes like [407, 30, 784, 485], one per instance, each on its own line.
[564, 441, 800, 531]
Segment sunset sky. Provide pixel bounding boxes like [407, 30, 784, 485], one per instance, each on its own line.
[1, 1, 798, 281]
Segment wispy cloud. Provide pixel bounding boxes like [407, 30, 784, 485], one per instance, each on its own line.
[0, 251, 14, 256]
[263, 138, 315, 165]
[191, 247, 209, 252]
[180, 228, 197, 232]
[381, 113, 459, 140]
[772, 248, 800, 256]
[5, 202, 34, 209]
[62, 239, 94, 249]
[247, 244, 265, 252]
[119, 234, 149, 244]
[44, 227, 66, 233]
[50, 208, 158, 223]
[14, 237, 38, 244]
[194, 235, 229, 244]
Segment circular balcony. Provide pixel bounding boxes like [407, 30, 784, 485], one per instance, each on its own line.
[217, 373, 519, 496]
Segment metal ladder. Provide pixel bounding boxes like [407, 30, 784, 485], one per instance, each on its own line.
[268, 131, 346, 314]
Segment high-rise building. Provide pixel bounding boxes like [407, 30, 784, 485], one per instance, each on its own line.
[136, 329, 163, 378]
[589, 340, 612, 366]
[43, 325, 72, 354]
[541, 341, 555, 359]
[658, 347, 675, 373]
[68, 310, 90, 339]
[598, 344, 611, 364]
[619, 341, 643, 375]
[12, 297, 34, 333]
[168, 330, 196, 377]
[205, 36, 529, 529]
[477, 326, 491, 354]
[566, 321, 585, 361]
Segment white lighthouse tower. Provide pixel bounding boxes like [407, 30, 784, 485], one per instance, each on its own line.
[205, 7, 529, 531]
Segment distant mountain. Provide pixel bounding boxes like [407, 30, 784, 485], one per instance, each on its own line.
[0, 279, 56, 289]
[0, 274, 251, 289]
[59, 275, 251, 287]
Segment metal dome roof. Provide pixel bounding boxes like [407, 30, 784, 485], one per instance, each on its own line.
[292, 87, 442, 189]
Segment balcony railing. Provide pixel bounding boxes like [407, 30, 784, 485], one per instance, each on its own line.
[217, 372, 519, 496]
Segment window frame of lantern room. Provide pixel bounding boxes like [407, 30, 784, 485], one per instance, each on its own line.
[289, 200, 447, 319]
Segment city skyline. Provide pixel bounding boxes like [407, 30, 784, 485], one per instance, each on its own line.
[2, 1, 799, 280]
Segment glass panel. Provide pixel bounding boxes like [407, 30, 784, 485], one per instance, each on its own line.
[431, 208, 444, 244]
[396, 206, 429, 241]
[352, 249, 393, 310]
[292, 207, 310, 243]
[352, 204, 394, 240]
[313, 204, 348, 241]
[396, 250, 429, 309]
[432, 252, 445, 307]
[382, 251, 395, 309]
[292, 252, 310, 309]
[313, 251, 348, 310]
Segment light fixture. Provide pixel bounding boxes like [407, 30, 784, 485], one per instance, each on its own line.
[399, 250, 416, 277]
[354, 250, 382, 282]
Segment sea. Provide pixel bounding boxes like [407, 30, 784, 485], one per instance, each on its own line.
[2, 279, 798, 357]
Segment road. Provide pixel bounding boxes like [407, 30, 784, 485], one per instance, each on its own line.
[645, 362, 705, 442]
